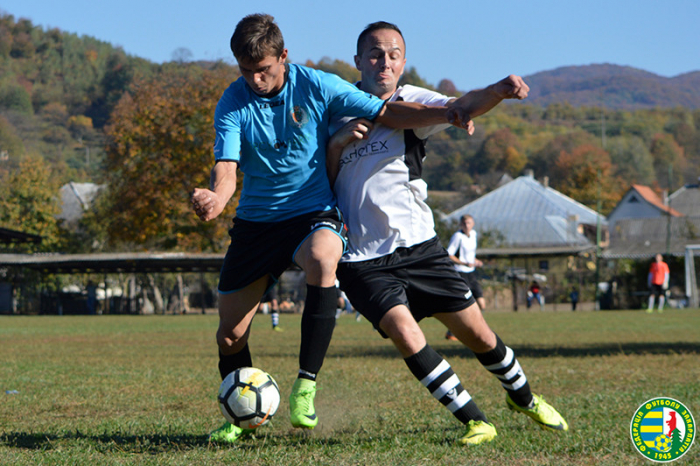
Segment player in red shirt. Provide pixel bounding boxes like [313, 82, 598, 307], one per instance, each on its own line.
[647, 253, 670, 313]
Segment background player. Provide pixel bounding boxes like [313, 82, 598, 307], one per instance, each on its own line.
[647, 253, 670, 313]
[446, 214, 485, 340]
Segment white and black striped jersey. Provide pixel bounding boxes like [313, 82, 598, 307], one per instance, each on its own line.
[331, 85, 452, 262]
[446, 229, 478, 273]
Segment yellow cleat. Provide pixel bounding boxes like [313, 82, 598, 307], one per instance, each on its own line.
[289, 378, 318, 429]
[507, 394, 568, 431]
[208, 421, 254, 444]
[458, 420, 497, 446]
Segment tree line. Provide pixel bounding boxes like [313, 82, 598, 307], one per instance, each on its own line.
[1, 13, 699, 256]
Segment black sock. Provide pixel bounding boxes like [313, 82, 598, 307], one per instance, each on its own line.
[218, 343, 252, 381]
[474, 334, 533, 407]
[404, 345, 488, 424]
[298, 284, 337, 378]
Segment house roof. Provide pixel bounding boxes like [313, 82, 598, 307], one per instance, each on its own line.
[669, 183, 700, 216]
[57, 182, 103, 224]
[601, 216, 700, 258]
[630, 184, 683, 217]
[444, 174, 606, 248]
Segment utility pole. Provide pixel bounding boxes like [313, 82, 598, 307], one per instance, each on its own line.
[666, 164, 672, 256]
[595, 108, 605, 310]
[595, 171, 602, 310]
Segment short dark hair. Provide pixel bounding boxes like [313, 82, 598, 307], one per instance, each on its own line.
[230, 13, 285, 62]
[356, 21, 405, 56]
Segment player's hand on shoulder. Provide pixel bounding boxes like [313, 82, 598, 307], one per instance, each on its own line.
[329, 118, 373, 151]
[493, 75, 529, 100]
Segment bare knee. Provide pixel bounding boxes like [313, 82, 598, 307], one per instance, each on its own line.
[436, 306, 496, 352]
[296, 230, 343, 286]
[380, 308, 426, 357]
[216, 324, 249, 354]
[468, 328, 496, 353]
[303, 252, 340, 285]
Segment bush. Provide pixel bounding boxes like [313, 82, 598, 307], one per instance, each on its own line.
[0, 83, 33, 114]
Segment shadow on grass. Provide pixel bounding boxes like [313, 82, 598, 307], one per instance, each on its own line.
[327, 342, 700, 360]
[1, 431, 210, 452]
[1, 430, 348, 452]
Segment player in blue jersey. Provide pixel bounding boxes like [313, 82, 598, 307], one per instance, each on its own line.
[191, 14, 476, 444]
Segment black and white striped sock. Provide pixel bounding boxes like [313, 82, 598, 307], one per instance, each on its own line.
[474, 334, 534, 408]
[404, 345, 487, 424]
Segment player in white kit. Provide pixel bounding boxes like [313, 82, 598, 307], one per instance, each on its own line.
[329, 21, 568, 446]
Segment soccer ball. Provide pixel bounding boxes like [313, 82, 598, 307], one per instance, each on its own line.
[654, 434, 672, 452]
[218, 367, 280, 429]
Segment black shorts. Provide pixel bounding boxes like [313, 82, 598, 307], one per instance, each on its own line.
[459, 271, 483, 299]
[218, 208, 347, 293]
[337, 236, 476, 336]
[650, 284, 664, 297]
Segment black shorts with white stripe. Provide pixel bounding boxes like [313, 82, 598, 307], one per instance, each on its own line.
[218, 208, 347, 294]
[337, 236, 476, 336]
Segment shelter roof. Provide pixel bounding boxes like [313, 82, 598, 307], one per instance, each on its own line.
[0, 227, 42, 245]
[0, 252, 224, 274]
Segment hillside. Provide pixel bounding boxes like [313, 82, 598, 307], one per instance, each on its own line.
[523, 64, 700, 109]
[2, 13, 700, 255]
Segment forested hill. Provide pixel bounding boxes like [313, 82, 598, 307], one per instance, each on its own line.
[2, 13, 700, 255]
[522, 64, 700, 109]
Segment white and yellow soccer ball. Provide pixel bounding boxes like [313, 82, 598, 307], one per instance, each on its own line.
[654, 434, 672, 452]
[218, 367, 280, 429]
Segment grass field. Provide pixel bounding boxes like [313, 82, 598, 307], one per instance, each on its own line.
[1, 308, 699, 465]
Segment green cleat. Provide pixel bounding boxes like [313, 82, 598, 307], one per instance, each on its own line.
[506, 394, 569, 431]
[289, 378, 318, 429]
[458, 420, 497, 446]
[208, 421, 254, 444]
[273, 326, 284, 332]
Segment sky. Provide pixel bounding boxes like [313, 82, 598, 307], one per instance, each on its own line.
[2, 0, 699, 92]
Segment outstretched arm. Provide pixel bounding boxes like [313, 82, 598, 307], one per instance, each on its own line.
[191, 160, 238, 221]
[447, 75, 529, 126]
[376, 101, 475, 134]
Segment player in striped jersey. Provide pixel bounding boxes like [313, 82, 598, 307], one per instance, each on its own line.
[328, 21, 568, 445]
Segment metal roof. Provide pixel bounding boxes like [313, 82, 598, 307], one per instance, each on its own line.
[444, 175, 606, 248]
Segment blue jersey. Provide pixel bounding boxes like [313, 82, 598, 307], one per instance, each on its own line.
[213, 63, 385, 222]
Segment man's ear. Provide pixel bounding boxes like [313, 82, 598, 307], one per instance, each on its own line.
[354, 55, 361, 70]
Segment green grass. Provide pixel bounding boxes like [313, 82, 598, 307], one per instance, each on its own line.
[1, 309, 699, 465]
